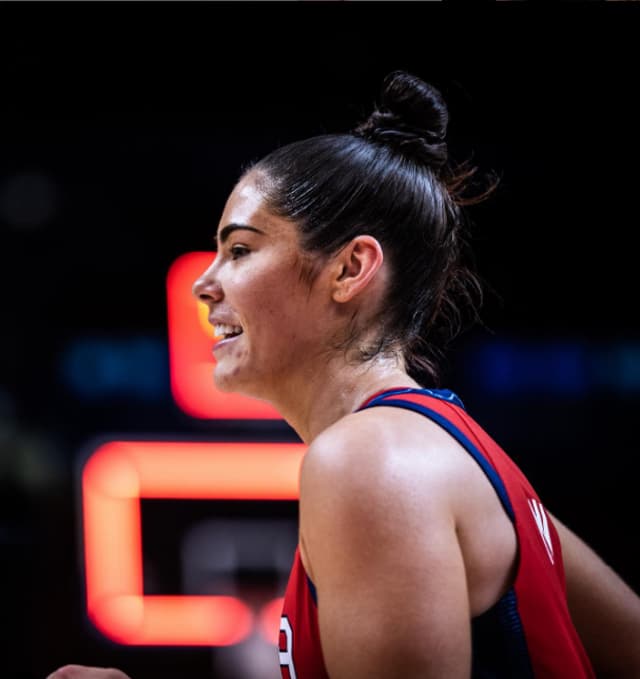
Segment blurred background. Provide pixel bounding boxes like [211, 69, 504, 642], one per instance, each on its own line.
[2, 3, 639, 678]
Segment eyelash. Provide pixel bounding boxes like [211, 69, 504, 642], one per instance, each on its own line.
[230, 244, 250, 260]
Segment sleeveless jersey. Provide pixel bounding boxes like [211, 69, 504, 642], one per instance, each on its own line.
[279, 387, 595, 679]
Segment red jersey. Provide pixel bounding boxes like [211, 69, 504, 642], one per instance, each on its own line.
[279, 387, 595, 678]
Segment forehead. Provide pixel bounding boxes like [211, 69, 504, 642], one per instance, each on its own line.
[217, 172, 293, 239]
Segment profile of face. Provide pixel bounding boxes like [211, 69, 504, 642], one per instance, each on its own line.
[192, 172, 336, 401]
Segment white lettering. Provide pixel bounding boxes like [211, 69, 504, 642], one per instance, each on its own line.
[528, 498, 554, 564]
[279, 616, 298, 679]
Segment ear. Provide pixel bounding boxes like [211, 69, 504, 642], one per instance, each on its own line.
[331, 235, 384, 304]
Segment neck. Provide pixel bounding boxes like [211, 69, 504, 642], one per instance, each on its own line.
[266, 353, 422, 444]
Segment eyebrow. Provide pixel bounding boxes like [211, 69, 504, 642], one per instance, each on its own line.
[215, 223, 266, 248]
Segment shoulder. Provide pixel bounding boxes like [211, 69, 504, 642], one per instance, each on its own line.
[301, 405, 468, 503]
[298, 406, 475, 672]
[299, 407, 469, 575]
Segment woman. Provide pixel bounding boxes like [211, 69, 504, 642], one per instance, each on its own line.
[48, 71, 640, 678]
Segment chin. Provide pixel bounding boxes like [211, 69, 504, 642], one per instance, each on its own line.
[212, 369, 238, 393]
[213, 365, 258, 397]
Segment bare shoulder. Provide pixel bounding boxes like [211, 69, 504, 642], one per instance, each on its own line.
[301, 405, 473, 505]
[299, 406, 474, 676]
[299, 406, 471, 579]
[299, 405, 519, 621]
[46, 667, 131, 679]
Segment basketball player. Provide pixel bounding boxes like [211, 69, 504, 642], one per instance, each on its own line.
[47, 71, 640, 678]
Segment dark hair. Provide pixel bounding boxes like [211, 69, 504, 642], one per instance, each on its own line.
[248, 71, 491, 386]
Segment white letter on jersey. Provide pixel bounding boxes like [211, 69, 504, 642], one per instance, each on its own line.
[528, 497, 554, 564]
[279, 616, 298, 679]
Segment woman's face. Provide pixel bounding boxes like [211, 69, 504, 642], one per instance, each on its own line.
[192, 172, 333, 399]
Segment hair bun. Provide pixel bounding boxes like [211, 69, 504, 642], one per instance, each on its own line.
[354, 70, 449, 169]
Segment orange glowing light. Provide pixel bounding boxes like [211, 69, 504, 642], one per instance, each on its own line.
[166, 252, 283, 419]
[82, 440, 304, 646]
[259, 597, 286, 645]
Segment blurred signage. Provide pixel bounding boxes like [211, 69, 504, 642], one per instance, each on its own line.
[81, 440, 304, 646]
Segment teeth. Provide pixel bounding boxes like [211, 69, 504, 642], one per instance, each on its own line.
[213, 323, 243, 338]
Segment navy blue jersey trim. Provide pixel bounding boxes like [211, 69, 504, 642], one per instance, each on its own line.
[359, 395, 515, 522]
[497, 589, 534, 677]
[306, 573, 318, 605]
[365, 387, 466, 410]
[471, 587, 535, 678]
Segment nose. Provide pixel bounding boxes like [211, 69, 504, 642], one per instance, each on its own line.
[192, 259, 223, 304]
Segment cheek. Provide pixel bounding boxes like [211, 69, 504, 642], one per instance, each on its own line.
[227, 250, 320, 341]
[253, 275, 314, 342]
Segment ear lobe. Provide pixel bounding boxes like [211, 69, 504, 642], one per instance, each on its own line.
[332, 236, 384, 303]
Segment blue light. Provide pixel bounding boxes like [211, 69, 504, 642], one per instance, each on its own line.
[469, 339, 640, 396]
[59, 336, 170, 402]
[470, 340, 590, 396]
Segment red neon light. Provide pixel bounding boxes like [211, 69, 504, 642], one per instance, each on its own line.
[166, 252, 282, 419]
[258, 597, 286, 645]
[82, 441, 304, 646]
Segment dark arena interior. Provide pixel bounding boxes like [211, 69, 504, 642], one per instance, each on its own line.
[1, 4, 639, 678]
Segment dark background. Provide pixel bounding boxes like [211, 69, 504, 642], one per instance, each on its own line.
[1, 3, 639, 678]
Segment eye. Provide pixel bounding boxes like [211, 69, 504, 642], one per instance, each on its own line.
[230, 244, 250, 260]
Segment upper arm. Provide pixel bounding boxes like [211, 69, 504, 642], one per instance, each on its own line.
[299, 421, 471, 679]
[552, 514, 640, 677]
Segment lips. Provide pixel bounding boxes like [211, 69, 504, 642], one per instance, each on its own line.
[213, 333, 242, 352]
